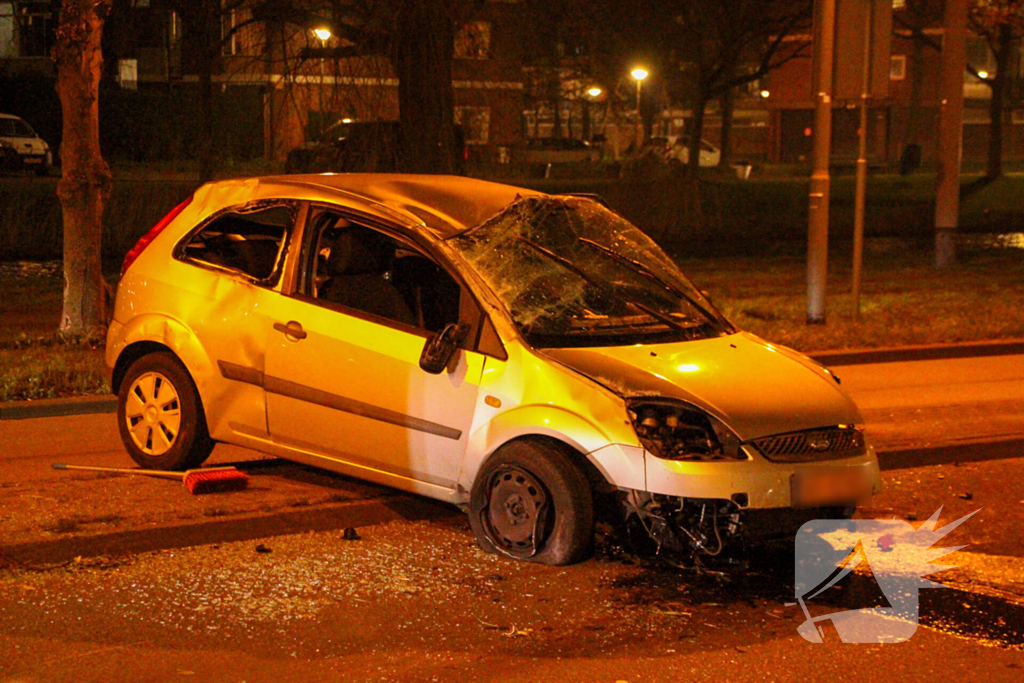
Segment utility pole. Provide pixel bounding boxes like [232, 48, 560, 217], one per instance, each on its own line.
[935, 0, 967, 268]
[852, 0, 875, 317]
[808, 0, 837, 324]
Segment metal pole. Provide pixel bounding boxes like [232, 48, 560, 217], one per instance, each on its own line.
[635, 79, 643, 149]
[808, 0, 837, 325]
[852, 0, 874, 317]
[935, 0, 967, 268]
[318, 55, 325, 140]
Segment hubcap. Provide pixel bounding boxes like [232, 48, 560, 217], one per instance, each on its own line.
[124, 372, 181, 456]
[483, 466, 549, 557]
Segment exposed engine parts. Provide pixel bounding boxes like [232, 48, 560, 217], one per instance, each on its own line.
[626, 400, 745, 462]
[623, 490, 741, 560]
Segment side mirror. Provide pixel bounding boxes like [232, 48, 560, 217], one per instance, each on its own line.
[419, 323, 470, 374]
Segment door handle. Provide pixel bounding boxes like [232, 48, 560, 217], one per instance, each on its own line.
[273, 321, 307, 340]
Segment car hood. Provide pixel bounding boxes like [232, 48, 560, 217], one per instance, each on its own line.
[2, 136, 47, 155]
[540, 332, 862, 441]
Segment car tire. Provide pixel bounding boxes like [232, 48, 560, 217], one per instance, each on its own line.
[116, 352, 214, 471]
[469, 439, 594, 565]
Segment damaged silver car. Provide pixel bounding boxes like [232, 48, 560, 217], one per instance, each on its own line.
[107, 174, 880, 565]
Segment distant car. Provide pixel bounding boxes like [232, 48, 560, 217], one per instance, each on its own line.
[108, 174, 879, 565]
[0, 113, 52, 176]
[514, 137, 599, 164]
[641, 135, 721, 168]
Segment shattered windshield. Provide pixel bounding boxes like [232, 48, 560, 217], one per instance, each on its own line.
[448, 196, 734, 348]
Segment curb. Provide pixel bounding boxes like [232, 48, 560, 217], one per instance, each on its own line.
[876, 435, 1024, 471]
[2, 338, 1022, 420]
[0, 394, 117, 421]
[0, 495, 458, 568]
[810, 338, 1024, 367]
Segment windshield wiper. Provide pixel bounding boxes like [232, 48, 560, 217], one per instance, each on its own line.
[576, 237, 730, 330]
[518, 237, 701, 337]
[622, 300, 694, 335]
[516, 236, 607, 290]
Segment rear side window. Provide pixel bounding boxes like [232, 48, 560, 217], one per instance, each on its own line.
[179, 203, 294, 284]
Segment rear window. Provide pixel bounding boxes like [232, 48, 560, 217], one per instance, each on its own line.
[179, 203, 294, 284]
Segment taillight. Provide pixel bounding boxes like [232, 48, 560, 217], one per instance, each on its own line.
[120, 194, 193, 277]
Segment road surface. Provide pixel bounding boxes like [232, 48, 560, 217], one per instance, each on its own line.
[1, 354, 1022, 681]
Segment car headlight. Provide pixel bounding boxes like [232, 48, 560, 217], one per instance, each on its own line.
[627, 399, 746, 462]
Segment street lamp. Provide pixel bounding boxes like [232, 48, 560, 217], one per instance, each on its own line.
[587, 86, 602, 98]
[631, 68, 648, 149]
[313, 28, 331, 140]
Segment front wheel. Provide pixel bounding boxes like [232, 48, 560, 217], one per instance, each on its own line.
[469, 440, 594, 565]
[117, 352, 214, 471]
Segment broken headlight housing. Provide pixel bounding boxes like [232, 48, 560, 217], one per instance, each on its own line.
[627, 399, 746, 462]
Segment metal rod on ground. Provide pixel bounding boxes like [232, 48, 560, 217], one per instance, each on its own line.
[935, 0, 967, 268]
[852, 0, 875, 317]
[808, 0, 837, 325]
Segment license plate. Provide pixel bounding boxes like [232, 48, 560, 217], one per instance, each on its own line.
[792, 466, 871, 508]
[23, 157, 41, 164]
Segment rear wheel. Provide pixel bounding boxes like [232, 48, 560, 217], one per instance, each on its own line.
[469, 440, 593, 565]
[117, 352, 214, 471]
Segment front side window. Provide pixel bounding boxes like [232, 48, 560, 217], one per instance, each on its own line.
[300, 210, 462, 333]
[449, 196, 734, 348]
[0, 117, 34, 138]
[179, 202, 294, 285]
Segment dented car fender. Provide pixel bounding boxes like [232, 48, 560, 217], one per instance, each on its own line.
[461, 404, 646, 495]
[106, 312, 216, 400]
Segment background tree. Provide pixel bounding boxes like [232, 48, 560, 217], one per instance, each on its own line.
[967, 0, 1024, 178]
[280, 0, 483, 174]
[53, 0, 114, 335]
[894, 0, 945, 162]
[168, 0, 259, 181]
[664, 0, 812, 177]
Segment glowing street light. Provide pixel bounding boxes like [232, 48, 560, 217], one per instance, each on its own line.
[313, 28, 332, 140]
[631, 68, 648, 148]
[587, 86, 603, 98]
[977, 70, 989, 79]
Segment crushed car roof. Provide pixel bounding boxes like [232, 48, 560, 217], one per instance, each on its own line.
[258, 173, 543, 237]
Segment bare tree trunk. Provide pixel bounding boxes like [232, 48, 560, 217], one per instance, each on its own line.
[53, 0, 113, 336]
[905, 36, 925, 147]
[718, 86, 735, 167]
[675, 94, 707, 232]
[396, 1, 456, 174]
[986, 34, 1011, 179]
[687, 95, 708, 178]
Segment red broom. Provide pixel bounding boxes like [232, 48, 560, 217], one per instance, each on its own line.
[51, 463, 249, 494]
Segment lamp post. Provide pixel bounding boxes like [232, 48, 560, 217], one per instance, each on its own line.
[631, 68, 648, 150]
[313, 28, 331, 140]
[586, 86, 602, 143]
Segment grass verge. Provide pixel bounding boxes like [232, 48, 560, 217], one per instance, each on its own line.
[1, 242, 1022, 401]
[681, 245, 1024, 351]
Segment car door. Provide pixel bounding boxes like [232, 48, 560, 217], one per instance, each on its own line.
[262, 206, 487, 490]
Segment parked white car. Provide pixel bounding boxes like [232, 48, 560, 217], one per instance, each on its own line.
[643, 136, 721, 168]
[107, 174, 879, 564]
[0, 113, 52, 175]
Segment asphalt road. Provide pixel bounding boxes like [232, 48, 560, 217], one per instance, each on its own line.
[1, 354, 1022, 681]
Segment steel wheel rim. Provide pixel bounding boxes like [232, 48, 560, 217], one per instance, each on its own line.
[124, 371, 182, 456]
[482, 465, 550, 558]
